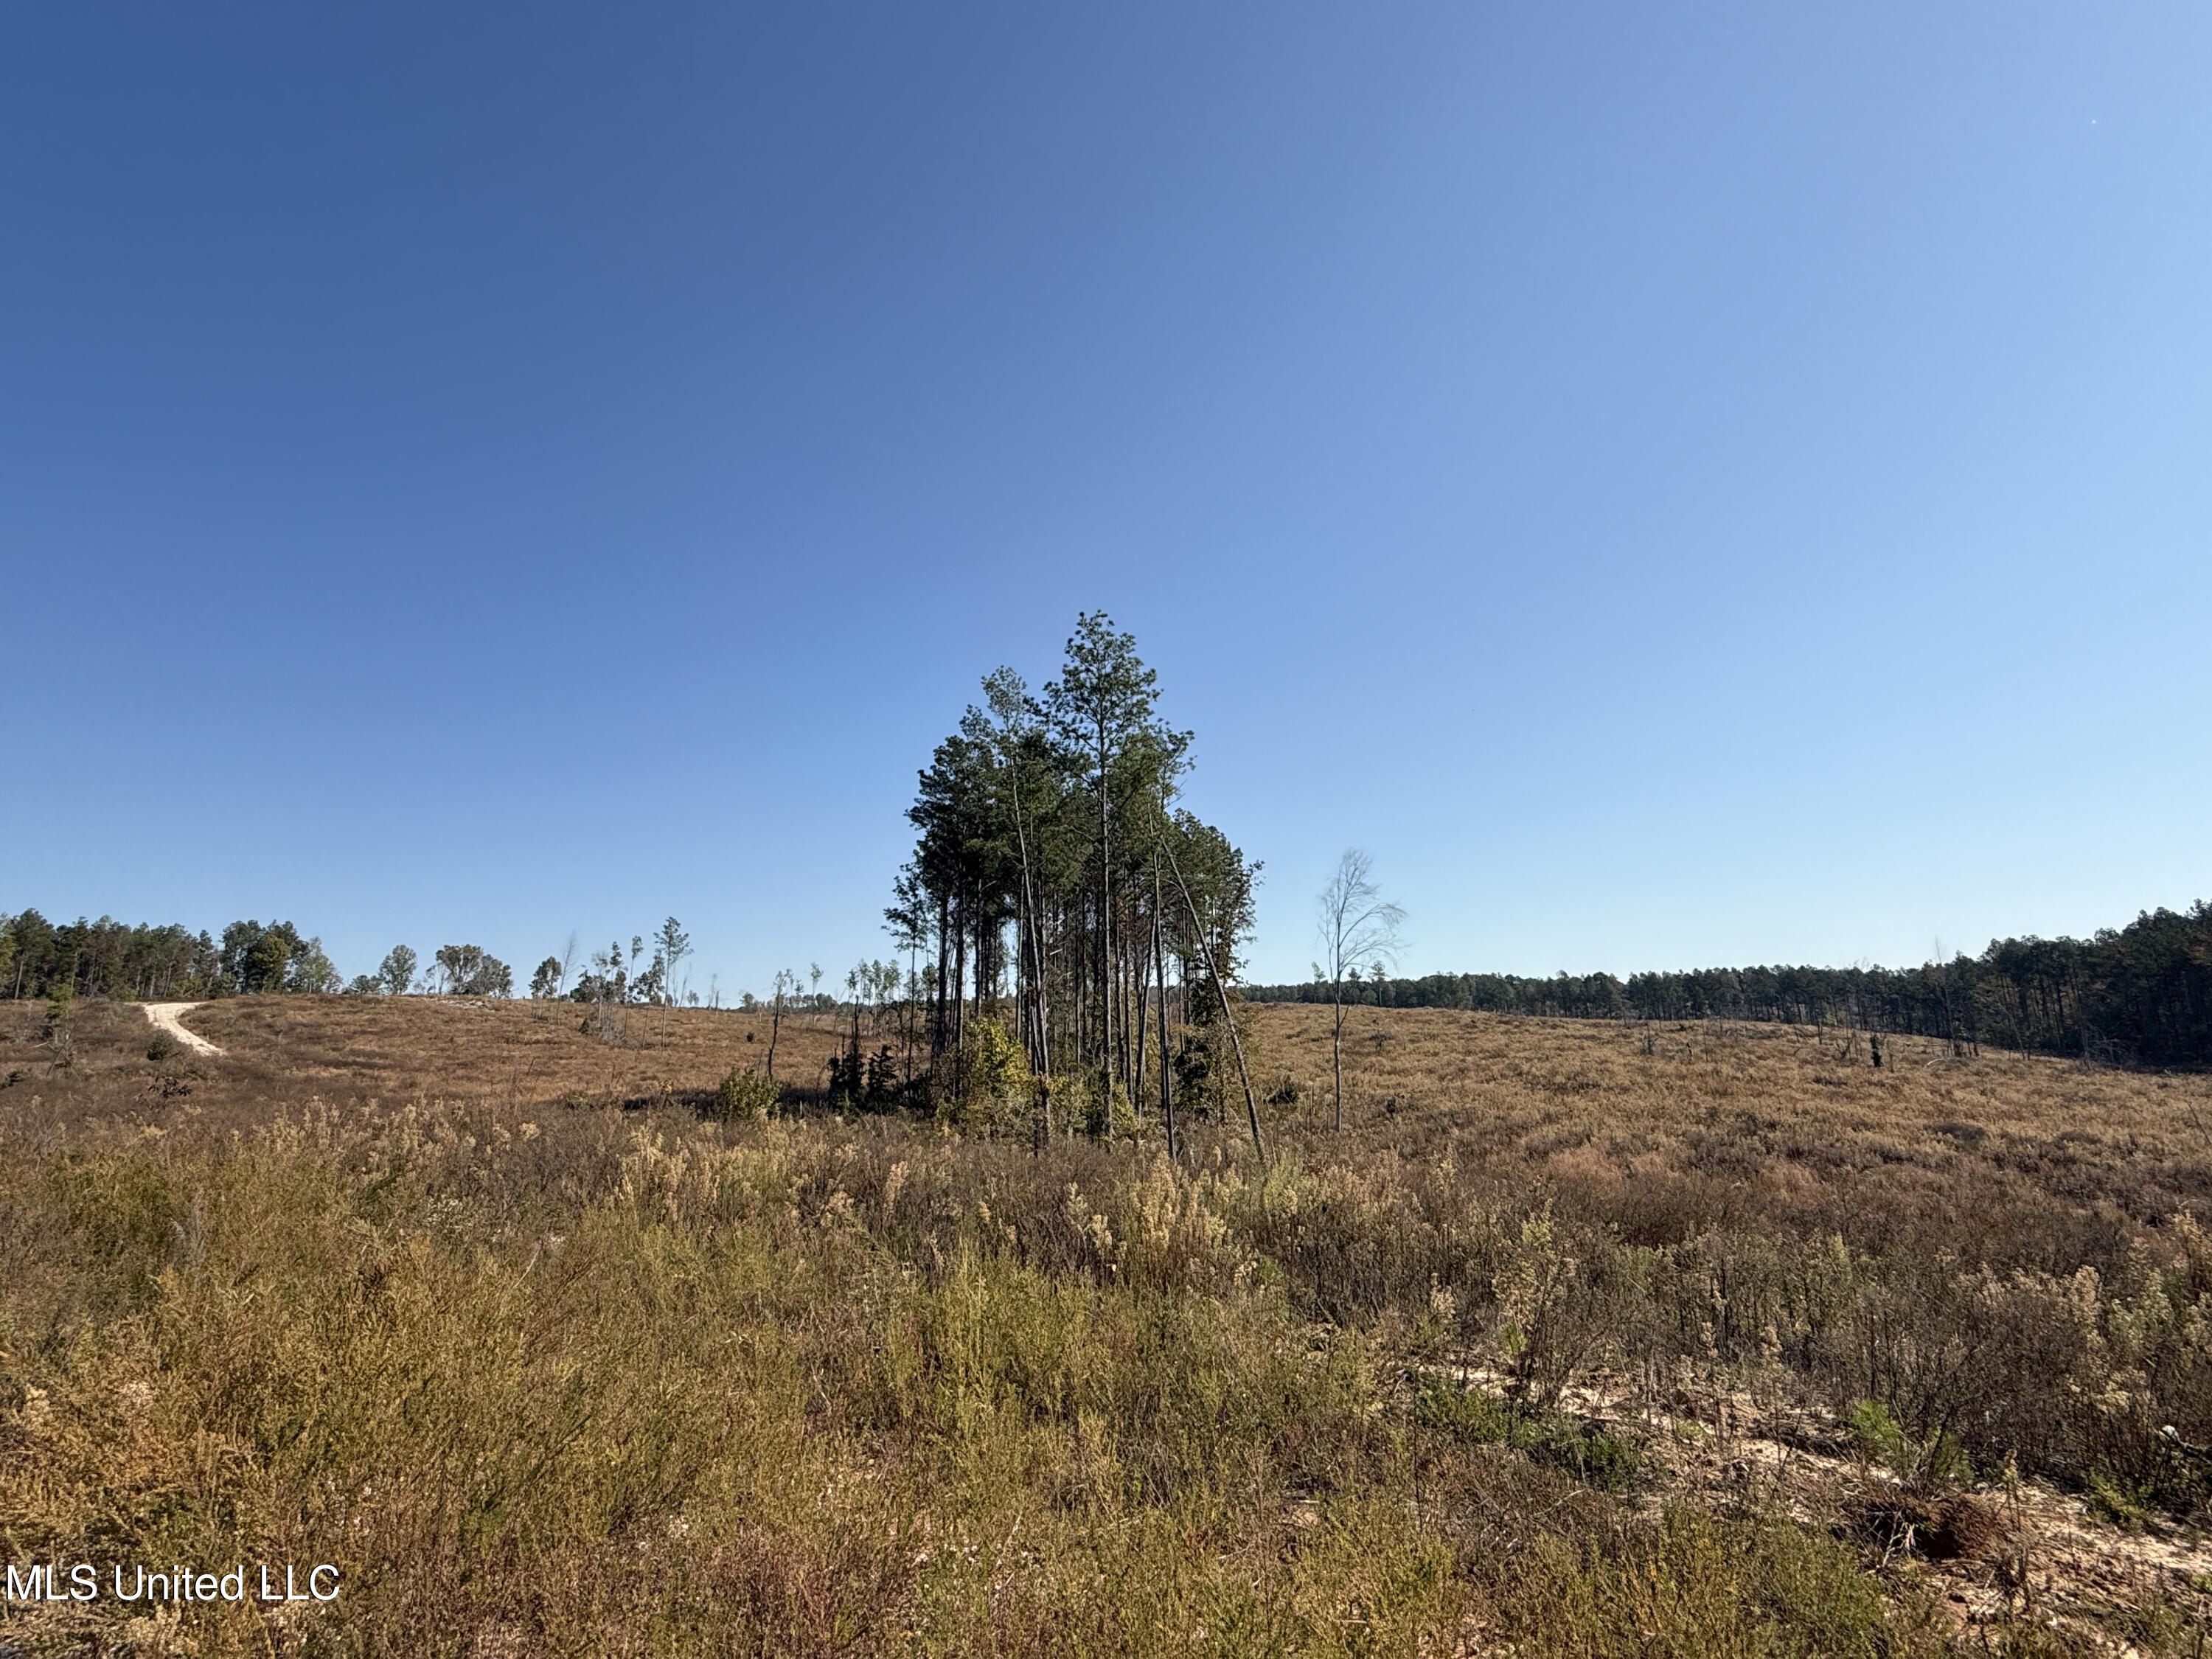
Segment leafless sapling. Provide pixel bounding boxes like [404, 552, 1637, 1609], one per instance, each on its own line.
[1315, 848, 1407, 1130]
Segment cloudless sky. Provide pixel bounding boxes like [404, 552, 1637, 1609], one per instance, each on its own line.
[4, 2, 2208, 995]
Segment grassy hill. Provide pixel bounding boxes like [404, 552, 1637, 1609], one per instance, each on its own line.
[4, 995, 2211, 1654]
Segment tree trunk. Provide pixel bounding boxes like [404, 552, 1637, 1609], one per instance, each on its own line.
[1164, 843, 1262, 1161]
[952, 899, 967, 1057]
[1155, 860, 1174, 1158]
[1131, 939, 1146, 1117]
[933, 893, 951, 1057]
[1097, 724, 1112, 1091]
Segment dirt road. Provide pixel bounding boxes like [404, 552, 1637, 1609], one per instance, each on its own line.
[143, 1001, 223, 1057]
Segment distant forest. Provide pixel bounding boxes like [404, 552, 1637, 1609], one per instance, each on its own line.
[0, 914, 512, 1002]
[0, 914, 339, 1003]
[1251, 902, 2212, 1069]
[9, 894, 2208, 1072]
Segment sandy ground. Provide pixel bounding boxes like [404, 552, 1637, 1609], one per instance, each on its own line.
[1411, 1360, 2212, 1643]
[142, 1001, 223, 1057]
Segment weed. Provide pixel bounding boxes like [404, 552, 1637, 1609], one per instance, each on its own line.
[1417, 1380, 1642, 1492]
[2085, 1470, 2154, 1531]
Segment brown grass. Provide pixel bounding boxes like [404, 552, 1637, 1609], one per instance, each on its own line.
[1255, 1003, 2212, 1222]
[2, 994, 2209, 1655]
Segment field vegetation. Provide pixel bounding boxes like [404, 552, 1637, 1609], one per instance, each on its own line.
[1251, 901, 2212, 1071]
[4, 992, 2212, 1655]
[8, 619, 2209, 1654]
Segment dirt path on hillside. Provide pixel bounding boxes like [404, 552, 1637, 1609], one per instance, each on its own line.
[1412, 1360, 2212, 1641]
[142, 1002, 223, 1057]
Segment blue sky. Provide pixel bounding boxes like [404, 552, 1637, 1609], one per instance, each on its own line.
[4, 2, 2207, 995]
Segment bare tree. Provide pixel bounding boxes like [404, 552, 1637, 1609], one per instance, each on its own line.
[1316, 849, 1407, 1130]
[768, 968, 797, 1081]
[557, 931, 578, 997]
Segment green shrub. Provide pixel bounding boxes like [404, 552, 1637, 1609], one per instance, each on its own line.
[1077, 1074, 1139, 1141]
[1498, 1509, 1922, 1657]
[941, 1018, 1030, 1130]
[2085, 1470, 2153, 1531]
[706, 1066, 779, 1122]
[1417, 1380, 1641, 1493]
[1843, 1397, 1972, 1486]
[1843, 1398, 1909, 1470]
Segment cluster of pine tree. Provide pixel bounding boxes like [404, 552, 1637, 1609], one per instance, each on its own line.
[893, 613, 1262, 1143]
[0, 912, 340, 1001]
[1248, 902, 2212, 1068]
[0, 914, 524, 1004]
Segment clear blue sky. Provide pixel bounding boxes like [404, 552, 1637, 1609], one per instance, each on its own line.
[5, 2, 2207, 995]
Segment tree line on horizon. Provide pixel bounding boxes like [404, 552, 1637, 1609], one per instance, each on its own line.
[0, 914, 522, 1004]
[11, 734, 2203, 1078]
[1249, 900, 2212, 1068]
[0, 911, 729, 1009]
[0, 914, 344, 1004]
[10, 895, 2205, 1074]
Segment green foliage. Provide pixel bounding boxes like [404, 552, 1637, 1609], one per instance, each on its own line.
[826, 1042, 900, 1111]
[1172, 1028, 1216, 1114]
[378, 944, 417, 996]
[2, 908, 220, 1001]
[705, 1066, 779, 1122]
[1842, 1398, 1908, 1468]
[221, 919, 303, 994]
[1074, 1073, 1138, 1141]
[1843, 1397, 1972, 1487]
[900, 616, 1253, 1119]
[285, 936, 341, 995]
[433, 944, 512, 997]
[41, 984, 76, 1065]
[208, 917, 344, 995]
[650, 917, 690, 1007]
[1172, 999, 1256, 1121]
[2084, 1470, 2154, 1531]
[941, 1018, 1029, 1130]
[1417, 1381, 1642, 1492]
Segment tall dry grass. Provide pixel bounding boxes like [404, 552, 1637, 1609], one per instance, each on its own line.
[2, 995, 2208, 1653]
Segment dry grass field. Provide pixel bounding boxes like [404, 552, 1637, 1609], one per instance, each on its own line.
[4, 994, 2212, 1655]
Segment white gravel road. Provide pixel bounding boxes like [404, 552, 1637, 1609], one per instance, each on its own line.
[143, 1001, 223, 1057]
